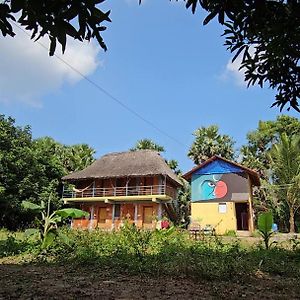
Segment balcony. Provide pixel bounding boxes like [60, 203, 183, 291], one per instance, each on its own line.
[62, 184, 176, 203]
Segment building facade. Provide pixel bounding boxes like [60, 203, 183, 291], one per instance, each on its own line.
[62, 150, 182, 230]
[183, 156, 260, 235]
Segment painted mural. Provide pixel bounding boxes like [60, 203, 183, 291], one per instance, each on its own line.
[191, 172, 249, 202]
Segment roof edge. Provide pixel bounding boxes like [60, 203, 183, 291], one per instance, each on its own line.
[182, 156, 260, 186]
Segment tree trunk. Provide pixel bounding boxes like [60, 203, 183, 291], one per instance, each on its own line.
[289, 207, 295, 233]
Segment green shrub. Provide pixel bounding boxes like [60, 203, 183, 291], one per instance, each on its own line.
[3, 226, 300, 280]
[224, 230, 237, 237]
[0, 233, 38, 258]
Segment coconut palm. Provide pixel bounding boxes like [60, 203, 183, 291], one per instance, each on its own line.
[268, 134, 300, 233]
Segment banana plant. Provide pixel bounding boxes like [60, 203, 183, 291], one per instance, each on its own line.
[258, 211, 276, 250]
[22, 198, 89, 249]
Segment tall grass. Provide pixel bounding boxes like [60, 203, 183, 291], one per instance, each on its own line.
[1, 226, 300, 280]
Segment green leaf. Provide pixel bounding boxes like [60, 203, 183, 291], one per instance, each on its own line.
[58, 232, 72, 247]
[258, 212, 273, 234]
[25, 228, 39, 237]
[41, 231, 56, 249]
[55, 208, 89, 219]
[22, 200, 42, 211]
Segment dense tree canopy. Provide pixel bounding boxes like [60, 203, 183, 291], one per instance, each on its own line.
[241, 115, 300, 176]
[241, 115, 300, 231]
[0, 115, 95, 230]
[0, 115, 39, 229]
[188, 125, 235, 165]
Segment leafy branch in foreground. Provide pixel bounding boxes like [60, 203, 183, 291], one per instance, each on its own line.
[0, 0, 111, 56]
[22, 198, 88, 249]
[181, 0, 300, 112]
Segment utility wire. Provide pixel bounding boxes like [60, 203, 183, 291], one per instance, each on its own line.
[14, 23, 187, 149]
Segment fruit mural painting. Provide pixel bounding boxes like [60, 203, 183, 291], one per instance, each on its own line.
[191, 173, 249, 202]
[198, 174, 228, 200]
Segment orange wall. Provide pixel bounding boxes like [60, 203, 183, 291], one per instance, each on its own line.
[72, 202, 163, 230]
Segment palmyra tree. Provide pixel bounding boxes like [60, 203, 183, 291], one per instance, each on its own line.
[269, 134, 300, 233]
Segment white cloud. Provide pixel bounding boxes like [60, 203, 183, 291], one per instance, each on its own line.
[221, 47, 256, 87]
[221, 55, 246, 87]
[0, 27, 101, 107]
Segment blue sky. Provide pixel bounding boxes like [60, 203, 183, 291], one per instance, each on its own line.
[0, 0, 298, 172]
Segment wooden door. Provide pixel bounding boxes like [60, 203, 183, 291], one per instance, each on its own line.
[143, 206, 153, 224]
[98, 207, 107, 223]
[123, 204, 135, 222]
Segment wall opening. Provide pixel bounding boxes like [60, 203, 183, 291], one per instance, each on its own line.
[235, 203, 249, 230]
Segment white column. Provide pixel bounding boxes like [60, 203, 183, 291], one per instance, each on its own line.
[112, 204, 115, 230]
[92, 181, 95, 197]
[157, 203, 163, 230]
[89, 206, 94, 231]
[134, 204, 138, 225]
[158, 203, 162, 220]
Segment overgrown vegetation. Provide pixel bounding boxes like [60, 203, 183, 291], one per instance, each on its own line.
[1, 225, 300, 280]
[0, 115, 95, 230]
[22, 199, 88, 249]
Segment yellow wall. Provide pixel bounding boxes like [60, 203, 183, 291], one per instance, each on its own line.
[191, 202, 237, 235]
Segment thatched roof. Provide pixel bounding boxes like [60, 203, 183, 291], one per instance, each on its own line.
[62, 150, 182, 186]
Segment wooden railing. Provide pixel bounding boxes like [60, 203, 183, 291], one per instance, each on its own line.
[63, 184, 176, 199]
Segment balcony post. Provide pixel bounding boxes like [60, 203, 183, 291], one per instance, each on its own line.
[134, 204, 138, 226]
[112, 204, 115, 230]
[89, 206, 94, 231]
[92, 181, 95, 197]
[158, 203, 162, 220]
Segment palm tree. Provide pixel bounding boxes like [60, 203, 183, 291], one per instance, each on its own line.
[130, 139, 181, 173]
[68, 144, 95, 172]
[268, 134, 300, 233]
[188, 125, 235, 165]
[130, 139, 165, 152]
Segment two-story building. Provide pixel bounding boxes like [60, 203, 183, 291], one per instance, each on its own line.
[183, 156, 260, 235]
[62, 150, 182, 230]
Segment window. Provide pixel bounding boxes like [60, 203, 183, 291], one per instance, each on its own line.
[114, 204, 121, 218]
[218, 203, 227, 214]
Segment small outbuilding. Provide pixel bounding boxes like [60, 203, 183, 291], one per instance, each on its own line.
[183, 156, 260, 235]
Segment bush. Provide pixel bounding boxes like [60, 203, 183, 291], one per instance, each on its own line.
[2, 226, 300, 280]
[0, 232, 37, 258]
[224, 230, 237, 237]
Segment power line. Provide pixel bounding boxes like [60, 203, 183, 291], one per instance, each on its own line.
[13, 23, 187, 149]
